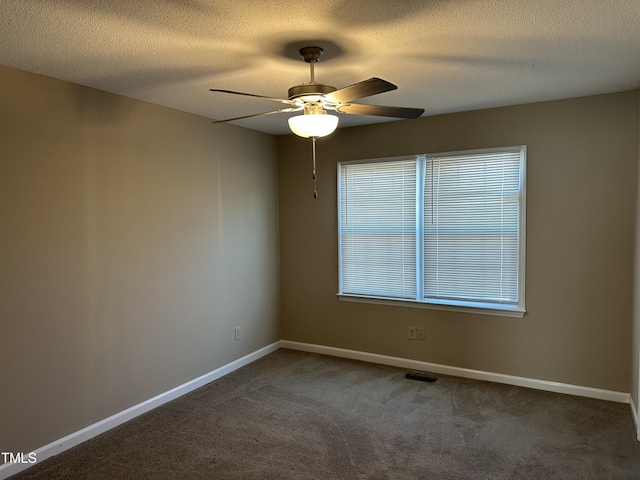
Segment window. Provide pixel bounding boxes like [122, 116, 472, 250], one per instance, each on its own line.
[337, 146, 526, 317]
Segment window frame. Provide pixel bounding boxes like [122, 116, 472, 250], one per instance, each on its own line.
[337, 146, 527, 318]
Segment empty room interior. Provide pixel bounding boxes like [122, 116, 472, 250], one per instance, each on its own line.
[2, 1, 640, 478]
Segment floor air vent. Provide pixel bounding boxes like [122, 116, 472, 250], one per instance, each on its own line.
[405, 370, 438, 382]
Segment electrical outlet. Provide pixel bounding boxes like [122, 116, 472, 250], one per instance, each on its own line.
[234, 326, 241, 341]
[408, 326, 417, 340]
[417, 327, 426, 341]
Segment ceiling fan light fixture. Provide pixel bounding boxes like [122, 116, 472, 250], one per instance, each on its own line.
[288, 109, 339, 138]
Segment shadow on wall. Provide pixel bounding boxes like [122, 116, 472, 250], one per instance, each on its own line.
[70, 85, 137, 125]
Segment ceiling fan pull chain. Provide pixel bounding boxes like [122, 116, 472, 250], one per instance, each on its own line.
[312, 136, 318, 199]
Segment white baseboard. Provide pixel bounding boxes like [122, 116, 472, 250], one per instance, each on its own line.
[631, 396, 640, 441]
[0, 341, 281, 480]
[281, 340, 631, 404]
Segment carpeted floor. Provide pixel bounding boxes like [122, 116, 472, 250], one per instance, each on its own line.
[9, 349, 640, 479]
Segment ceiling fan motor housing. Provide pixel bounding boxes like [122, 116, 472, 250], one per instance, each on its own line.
[288, 83, 336, 101]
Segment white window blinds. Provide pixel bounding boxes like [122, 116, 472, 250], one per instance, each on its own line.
[339, 159, 417, 299]
[338, 146, 525, 315]
[423, 150, 523, 306]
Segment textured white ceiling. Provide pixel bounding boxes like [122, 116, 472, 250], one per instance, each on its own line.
[1, 0, 640, 135]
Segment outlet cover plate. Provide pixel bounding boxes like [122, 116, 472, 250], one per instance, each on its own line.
[408, 326, 417, 340]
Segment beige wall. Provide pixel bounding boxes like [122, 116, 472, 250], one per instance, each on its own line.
[633, 88, 640, 414]
[278, 91, 638, 393]
[0, 66, 280, 454]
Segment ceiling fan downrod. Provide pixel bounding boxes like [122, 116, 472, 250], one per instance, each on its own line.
[287, 47, 336, 100]
[299, 46, 323, 84]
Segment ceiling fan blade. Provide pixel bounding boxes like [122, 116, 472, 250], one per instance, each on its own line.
[337, 103, 424, 119]
[212, 107, 300, 124]
[210, 89, 294, 105]
[323, 78, 397, 103]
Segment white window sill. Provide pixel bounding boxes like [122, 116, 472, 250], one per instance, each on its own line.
[337, 294, 526, 318]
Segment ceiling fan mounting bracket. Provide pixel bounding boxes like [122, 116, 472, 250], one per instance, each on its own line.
[299, 46, 324, 63]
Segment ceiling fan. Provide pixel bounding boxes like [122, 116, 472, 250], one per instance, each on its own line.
[210, 46, 425, 134]
[209, 46, 425, 197]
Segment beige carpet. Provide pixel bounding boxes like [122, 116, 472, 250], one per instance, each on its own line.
[10, 349, 640, 479]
